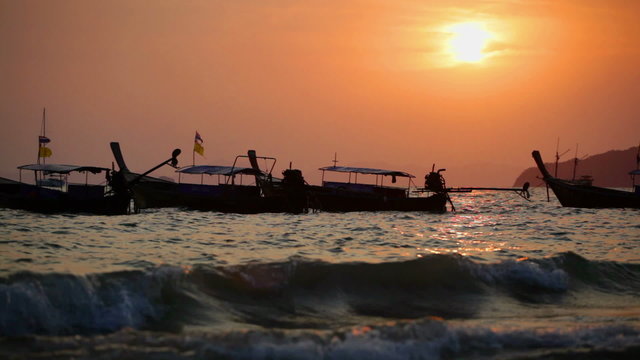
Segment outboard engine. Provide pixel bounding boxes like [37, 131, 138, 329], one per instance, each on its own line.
[282, 168, 308, 213]
[106, 168, 134, 214]
[425, 166, 447, 193]
[282, 169, 306, 186]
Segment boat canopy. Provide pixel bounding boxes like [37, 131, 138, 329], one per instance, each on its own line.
[319, 166, 415, 178]
[630, 169, 640, 175]
[177, 165, 259, 176]
[18, 164, 109, 174]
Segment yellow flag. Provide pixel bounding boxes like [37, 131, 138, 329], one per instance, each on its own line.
[39, 146, 52, 158]
[194, 142, 204, 156]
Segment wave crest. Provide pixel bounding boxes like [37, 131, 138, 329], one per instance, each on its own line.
[1, 253, 638, 336]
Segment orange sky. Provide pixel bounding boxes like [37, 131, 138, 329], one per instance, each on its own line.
[1, 0, 639, 186]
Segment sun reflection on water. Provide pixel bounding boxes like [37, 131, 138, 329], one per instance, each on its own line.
[1, 190, 638, 275]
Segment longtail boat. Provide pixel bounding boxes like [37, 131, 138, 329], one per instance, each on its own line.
[532, 150, 640, 208]
[0, 110, 130, 214]
[0, 164, 130, 215]
[308, 164, 448, 212]
[111, 143, 309, 213]
[111, 142, 246, 212]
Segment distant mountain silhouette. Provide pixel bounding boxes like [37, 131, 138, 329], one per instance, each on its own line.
[514, 146, 639, 187]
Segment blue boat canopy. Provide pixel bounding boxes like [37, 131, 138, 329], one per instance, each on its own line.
[177, 165, 259, 176]
[319, 166, 415, 178]
[18, 164, 109, 174]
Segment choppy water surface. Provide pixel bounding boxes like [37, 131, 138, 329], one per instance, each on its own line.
[1, 189, 639, 359]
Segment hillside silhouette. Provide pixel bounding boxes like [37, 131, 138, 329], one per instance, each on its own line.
[514, 146, 639, 187]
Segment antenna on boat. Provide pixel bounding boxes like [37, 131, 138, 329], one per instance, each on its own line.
[332, 153, 338, 167]
[38, 108, 46, 165]
[554, 137, 570, 177]
[571, 144, 588, 182]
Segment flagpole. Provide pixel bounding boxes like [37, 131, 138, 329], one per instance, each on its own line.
[42, 108, 46, 165]
[38, 108, 46, 165]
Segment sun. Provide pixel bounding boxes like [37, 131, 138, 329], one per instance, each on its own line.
[446, 22, 492, 63]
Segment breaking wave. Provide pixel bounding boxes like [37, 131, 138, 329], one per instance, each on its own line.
[1, 252, 639, 337]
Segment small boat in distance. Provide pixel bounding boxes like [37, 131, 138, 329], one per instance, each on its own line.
[309, 163, 448, 212]
[532, 150, 640, 208]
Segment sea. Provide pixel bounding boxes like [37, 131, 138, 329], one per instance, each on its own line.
[1, 189, 639, 359]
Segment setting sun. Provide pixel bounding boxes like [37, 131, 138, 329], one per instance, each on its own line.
[446, 22, 492, 63]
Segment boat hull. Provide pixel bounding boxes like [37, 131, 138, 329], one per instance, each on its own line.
[532, 150, 640, 209]
[0, 178, 130, 215]
[310, 186, 447, 212]
[130, 179, 308, 214]
[546, 178, 640, 208]
[130, 181, 261, 211]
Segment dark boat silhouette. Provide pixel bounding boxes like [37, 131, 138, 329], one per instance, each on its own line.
[532, 150, 640, 208]
[0, 110, 130, 215]
[111, 143, 309, 213]
[0, 164, 130, 215]
[307, 164, 448, 212]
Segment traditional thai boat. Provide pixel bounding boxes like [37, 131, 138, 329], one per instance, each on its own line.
[0, 110, 130, 215]
[112, 142, 245, 211]
[308, 164, 448, 212]
[111, 143, 309, 213]
[532, 150, 640, 208]
[0, 164, 130, 215]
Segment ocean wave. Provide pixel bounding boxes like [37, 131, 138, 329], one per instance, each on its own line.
[1, 253, 639, 336]
[1, 318, 638, 360]
[0, 267, 183, 336]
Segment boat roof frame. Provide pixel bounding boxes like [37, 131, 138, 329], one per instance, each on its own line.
[319, 165, 416, 190]
[176, 165, 260, 177]
[18, 164, 110, 174]
[175, 164, 261, 186]
[17, 164, 109, 188]
[232, 154, 276, 176]
[318, 166, 415, 178]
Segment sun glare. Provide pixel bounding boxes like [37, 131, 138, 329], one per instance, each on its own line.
[446, 22, 492, 63]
